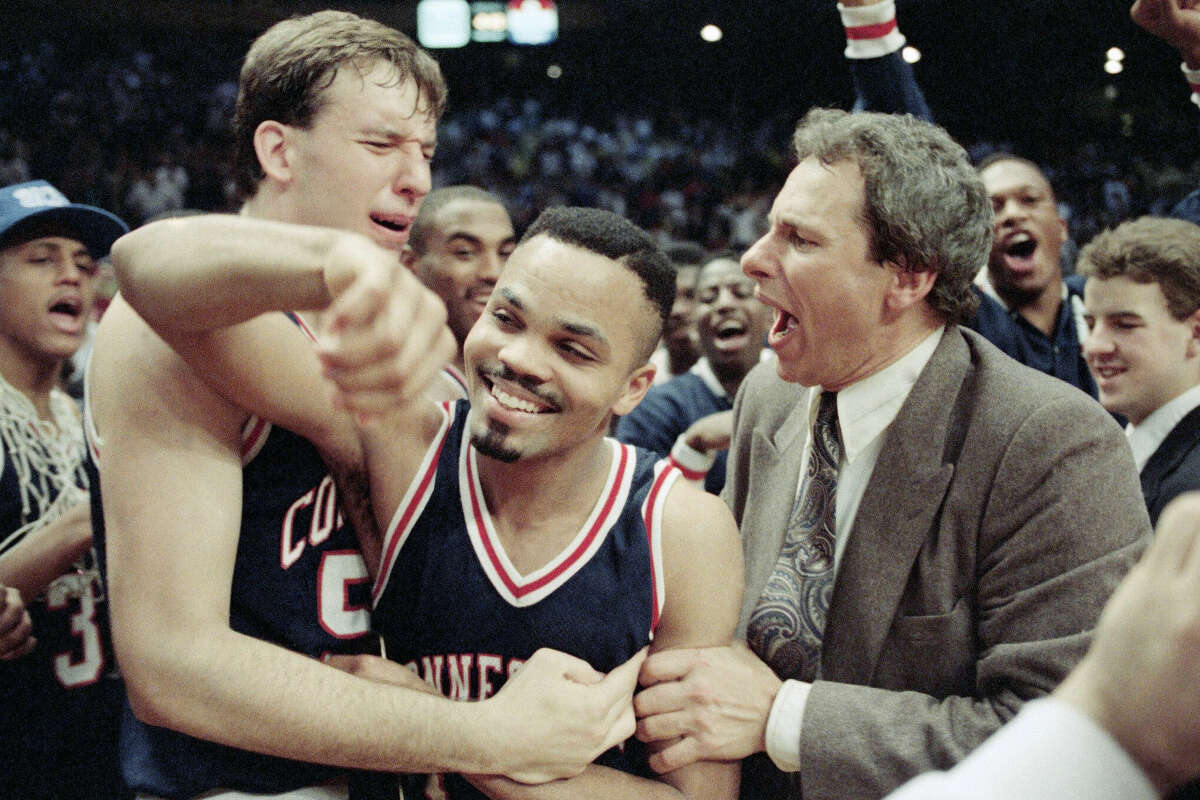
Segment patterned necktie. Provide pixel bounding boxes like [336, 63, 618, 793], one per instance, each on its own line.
[746, 390, 841, 682]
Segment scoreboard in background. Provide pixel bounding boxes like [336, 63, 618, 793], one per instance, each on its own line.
[417, 0, 558, 48]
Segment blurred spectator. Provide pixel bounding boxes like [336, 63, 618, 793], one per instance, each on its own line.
[617, 253, 771, 495]
[0, 179, 130, 800]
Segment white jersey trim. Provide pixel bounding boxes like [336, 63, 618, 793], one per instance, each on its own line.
[640, 460, 679, 636]
[371, 401, 455, 607]
[463, 436, 634, 608]
[441, 365, 469, 400]
[240, 415, 272, 465]
[83, 364, 103, 465]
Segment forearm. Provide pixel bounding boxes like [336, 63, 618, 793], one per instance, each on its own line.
[111, 214, 346, 332]
[116, 617, 503, 775]
[0, 510, 93, 601]
[470, 763, 725, 800]
[797, 681, 1018, 797]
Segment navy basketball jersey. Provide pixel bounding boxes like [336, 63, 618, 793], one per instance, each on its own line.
[0, 385, 128, 800]
[372, 402, 679, 800]
[85, 313, 379, 798]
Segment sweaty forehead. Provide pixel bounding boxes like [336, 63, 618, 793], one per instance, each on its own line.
[980, 159, 1052, 196]
[0, 226, 89, 256]
[697, 258, 745, 288]
[321, 65, 436, 131]
[1085, 275, 1169, 313]
[498, 235, 657, 347]
[434, 199, 514, 238]
[774, 158, 866, 228]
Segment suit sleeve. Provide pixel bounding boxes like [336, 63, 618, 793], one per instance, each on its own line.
[796, 391, 1151, 798]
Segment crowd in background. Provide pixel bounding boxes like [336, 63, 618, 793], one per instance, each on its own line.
[4, 32, 1198, 262]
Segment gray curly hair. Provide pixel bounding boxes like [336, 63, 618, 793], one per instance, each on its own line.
[791, 108, 992, 325]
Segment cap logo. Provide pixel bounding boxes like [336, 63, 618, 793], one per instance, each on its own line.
[11, 185, 69, 209]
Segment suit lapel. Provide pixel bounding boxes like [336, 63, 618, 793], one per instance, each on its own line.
[821, 331, 970, 684]
[1140, 404, 1200, 501]
[738, 387, 816, 630]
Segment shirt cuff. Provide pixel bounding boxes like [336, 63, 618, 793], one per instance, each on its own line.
[764, 679, 811, 773]
[1183, 62, 1200, 111]
[668, 435, 716, 482]
[839, 1, 906, 60]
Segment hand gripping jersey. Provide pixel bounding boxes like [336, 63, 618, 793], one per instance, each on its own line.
[85, 313, 379, 799]
[372, 402, 679, 800]
[0, 381, 128, 800]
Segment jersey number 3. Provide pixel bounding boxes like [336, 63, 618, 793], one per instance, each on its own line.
[46, 575, 104, 688]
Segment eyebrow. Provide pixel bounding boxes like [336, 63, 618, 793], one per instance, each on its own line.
[362, 125, 437, 147]
[989, 183, 1047, 196]
[497, 286, 610, 347]
[445, 232, 517, 247]
[25, 241, 91, 258]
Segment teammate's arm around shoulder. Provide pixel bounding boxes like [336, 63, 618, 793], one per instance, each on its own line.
[111, 214, 455, 464]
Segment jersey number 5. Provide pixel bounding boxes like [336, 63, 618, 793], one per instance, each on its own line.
[318, 550, 371, 638]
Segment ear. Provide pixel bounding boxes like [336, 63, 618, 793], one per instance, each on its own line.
[253, 120, 294, 187]
[611, 363, 657, 417]
[883, 262, 938, 317]
[1186, 308, 1200, 359]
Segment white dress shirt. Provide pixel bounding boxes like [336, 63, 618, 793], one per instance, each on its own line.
[764, 326, 944, 771]
[883, 699, 1155, 800]
[1126, 383, 1200, 473]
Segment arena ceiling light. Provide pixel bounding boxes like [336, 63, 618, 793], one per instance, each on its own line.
[417, 0, 471, 48]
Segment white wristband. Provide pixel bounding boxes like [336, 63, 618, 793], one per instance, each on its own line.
[1183, 62, 1200, 111]
[668, 435, 716, 483]
[838, 1, 906, 59]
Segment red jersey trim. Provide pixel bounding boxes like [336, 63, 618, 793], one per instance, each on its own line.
[372, 401, 455, 607]
[240, 415, 271, 464]
[464, 438, 634, 608]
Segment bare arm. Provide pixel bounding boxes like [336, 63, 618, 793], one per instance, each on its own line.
[111, 213, 457, 564]
[467, 481, 744, 800]
[112, 215, 338, 333]
[111, 214, 454, 456]
[0, 502, 92, 602]
[92, 301, 639, 779]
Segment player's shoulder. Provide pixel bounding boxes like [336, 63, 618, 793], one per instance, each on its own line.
[659, 474, 739, 555]
[91, 295, 246, 436]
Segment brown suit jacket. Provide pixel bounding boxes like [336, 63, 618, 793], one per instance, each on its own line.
[726, 327, 1150, 800]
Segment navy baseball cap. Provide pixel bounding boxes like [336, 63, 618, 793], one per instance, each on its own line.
[0, 180, 128, 258]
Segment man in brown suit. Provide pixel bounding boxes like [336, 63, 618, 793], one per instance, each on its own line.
[634, 108, 1151, 799]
